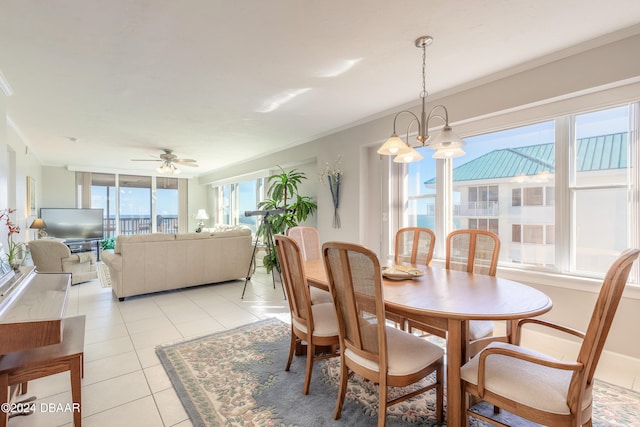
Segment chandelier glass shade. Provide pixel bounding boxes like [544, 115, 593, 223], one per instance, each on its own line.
[379, 36, 465, 163]
[377, 134, 413, 156]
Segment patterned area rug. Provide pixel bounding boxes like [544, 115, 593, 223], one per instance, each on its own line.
[156, 318, 640, 427]
[96, 262, 111, 288]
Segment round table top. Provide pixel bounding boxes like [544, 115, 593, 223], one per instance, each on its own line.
[381, 265, 552, 321]
[304, 259, 552, 321]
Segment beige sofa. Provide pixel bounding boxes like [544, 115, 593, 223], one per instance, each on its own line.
[102, 227, 253, 300]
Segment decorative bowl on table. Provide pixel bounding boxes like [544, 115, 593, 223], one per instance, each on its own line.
[381, 265, 424, 280]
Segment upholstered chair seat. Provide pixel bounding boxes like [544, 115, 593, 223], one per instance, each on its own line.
[346, 325, 443, 377]
[309, 286, 333, 304]
[291, 302, 339, 337]
[461, 341, 590, 415]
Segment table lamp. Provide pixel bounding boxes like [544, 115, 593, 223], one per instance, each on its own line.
[195, 209, 209, 233]
[29, 218, 47, 239]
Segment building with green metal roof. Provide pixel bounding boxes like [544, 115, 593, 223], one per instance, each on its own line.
[420, 132, 628, 267]
[424, 132, 627, 185]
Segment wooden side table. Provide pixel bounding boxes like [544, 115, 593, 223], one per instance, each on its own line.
[0, 315, 85, 427]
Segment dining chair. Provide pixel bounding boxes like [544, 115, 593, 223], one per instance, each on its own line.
[274, 235, 340, 395]
[446, 229, 500, 276]
[394, 227, 436, 266]
[407, 229, 500, 354]
[389, 227, 436, 330]
[460, 248, 640, 427]
[287, 226, 332, 304]
[287, 226, 321, 261]
[322, 241, 444, 427]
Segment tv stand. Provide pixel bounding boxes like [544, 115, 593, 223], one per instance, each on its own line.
[64, 239, 101, 261]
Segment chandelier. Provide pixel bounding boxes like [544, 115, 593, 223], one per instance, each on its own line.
[378, 36, 466, 163]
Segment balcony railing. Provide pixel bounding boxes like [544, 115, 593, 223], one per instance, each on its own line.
[103, 215, 178, 237]
[456, 201, 499, 217]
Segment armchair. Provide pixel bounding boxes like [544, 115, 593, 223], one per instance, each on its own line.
[28, 240, 97, 285]
[460, 248, 640, 426]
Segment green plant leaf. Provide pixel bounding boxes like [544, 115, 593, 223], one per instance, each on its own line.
[255, 167, 317, 273]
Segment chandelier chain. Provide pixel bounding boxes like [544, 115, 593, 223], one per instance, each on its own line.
[420, 42, 428, 100]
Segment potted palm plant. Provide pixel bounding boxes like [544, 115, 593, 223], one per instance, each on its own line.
[257, 167, 317, 273]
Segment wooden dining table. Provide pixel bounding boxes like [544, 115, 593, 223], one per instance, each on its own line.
[303, 259, 553, 427]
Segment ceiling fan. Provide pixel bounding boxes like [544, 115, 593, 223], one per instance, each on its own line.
[131, 149, 198, 174]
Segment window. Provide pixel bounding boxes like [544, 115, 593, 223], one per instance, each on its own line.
[91, 173, 116, 238]
[546, 225, 555, 245]
[469, 218, 499, 234]
[523, 187, 544, 206]
[156, 177, 179, 233]
[512, 189, 521, 207]
[398, 101, 639, 279]
[512, 224, 521, 243]
[405, 150, 437, 229]
[513, 186, 554, 207]
[118, 175, 152, 234]
[213, 178, 266, 232]
[523, 225, 543, 244]
[237, 179, 261, 232]
[571, 106, 631, 274]
[89, 173, 185, 235]
[453, 121, 556, 268]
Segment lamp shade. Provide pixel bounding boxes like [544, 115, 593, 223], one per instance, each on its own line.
[393, 146, 424, 163]
[195, 209, 209, 220]
[377, 134, 413, 156]
[432, 147, 466, 159]
[427, 126, 466, 150]
[29, 218, 46, 229]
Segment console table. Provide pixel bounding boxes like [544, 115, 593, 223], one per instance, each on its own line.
[0, 268, 85, 426]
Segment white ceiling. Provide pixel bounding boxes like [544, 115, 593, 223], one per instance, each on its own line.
[2, 0, 640, 177]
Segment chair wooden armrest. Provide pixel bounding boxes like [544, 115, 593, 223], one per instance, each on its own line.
[515, 318, 585, 344]
[476, 345, 583, 397]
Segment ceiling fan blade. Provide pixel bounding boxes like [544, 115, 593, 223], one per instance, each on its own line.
[131, 159, 162, 162]
[174, 158, 197, 164]
[177, 162, 199, 167]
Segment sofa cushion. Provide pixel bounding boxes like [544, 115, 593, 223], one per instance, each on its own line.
[175, 232, 211, 240]
[114, 233, 176, 253]
[207, 224, 252, 238]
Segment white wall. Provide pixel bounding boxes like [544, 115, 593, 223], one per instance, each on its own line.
[187, 177, 208, 232]
[41, 166, 76, 209]
[3, 121, 43, 244]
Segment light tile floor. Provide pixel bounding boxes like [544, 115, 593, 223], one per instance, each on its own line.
[9, 270, 290, 427]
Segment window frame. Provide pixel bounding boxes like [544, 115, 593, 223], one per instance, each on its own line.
[392, 81, 640, 288]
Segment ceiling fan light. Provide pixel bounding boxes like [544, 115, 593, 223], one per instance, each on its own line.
[377, 134, 412, 156]
[157, 162, 180, 174]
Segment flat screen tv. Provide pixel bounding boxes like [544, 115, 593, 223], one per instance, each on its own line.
[40, 208, 104, 241]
